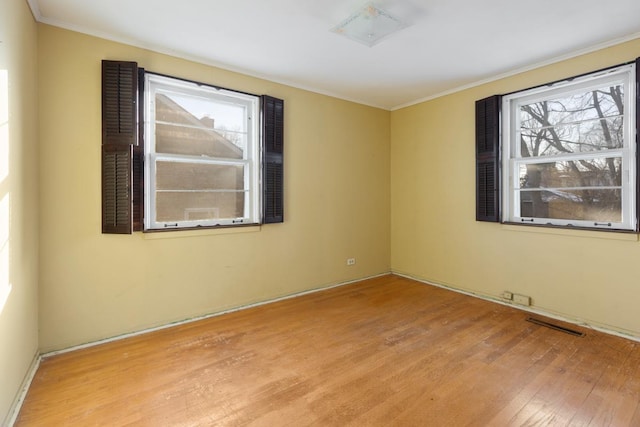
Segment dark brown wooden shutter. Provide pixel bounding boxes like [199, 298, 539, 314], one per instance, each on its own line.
[132, 146, 144, 231]
[132, 68, 146, 232]
[262, 95, 284, 224]
[102, 61, 137, 145]
[102, 144, 132, 233]
[102, 60, 142, 233]
[476, 95, 501, 222]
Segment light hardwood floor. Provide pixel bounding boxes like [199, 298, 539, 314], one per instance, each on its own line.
[16, 275, 640, 426]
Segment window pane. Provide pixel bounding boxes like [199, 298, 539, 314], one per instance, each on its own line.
[156, 192, 245, 222]
[155, 160, 246, 222]
[518, 158, 622, 189]
[155, 123, 246, 158]
[156, 161, 245, 191]
[155, 92, 246, 158]
[156, 161, 244, 190]
[519, 189, 621, 222]
[503, 64, 635, 229]
[519, 85, 624, 158]
[520, 116, 623, 157]
[145, 73, 260, 229]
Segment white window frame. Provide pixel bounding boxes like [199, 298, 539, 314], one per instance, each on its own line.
[502, 64, 637, 230]
[144, 73, 260, 230]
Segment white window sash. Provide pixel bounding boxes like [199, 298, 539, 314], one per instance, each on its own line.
[502, 63, 636, 230]
[144, 74, 260, 230]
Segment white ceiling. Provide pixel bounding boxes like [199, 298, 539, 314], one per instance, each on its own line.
[30, 0, 640, 110]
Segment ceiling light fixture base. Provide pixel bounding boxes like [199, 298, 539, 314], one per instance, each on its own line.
[331, 2, 408, 47]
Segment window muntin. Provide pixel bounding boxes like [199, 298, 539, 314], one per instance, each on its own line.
[144, 74, 260, 229]
[502, 64, 636, 230]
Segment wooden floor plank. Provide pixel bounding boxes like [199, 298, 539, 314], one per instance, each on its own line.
[15, 275, 640, 426]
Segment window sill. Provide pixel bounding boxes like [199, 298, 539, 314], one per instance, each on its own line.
[501, 222, 639, 241]
[142, 224, 261, 240]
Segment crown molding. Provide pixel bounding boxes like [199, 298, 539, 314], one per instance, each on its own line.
[392, 31, 640, 111]
[26, 0, 42, 21]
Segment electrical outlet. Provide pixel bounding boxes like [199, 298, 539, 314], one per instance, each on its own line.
[347, 258, 356, 266]
[501, 291, 513, 300]
[513, 294, 531, 306]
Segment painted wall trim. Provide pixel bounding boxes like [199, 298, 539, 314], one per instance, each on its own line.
[391, 32, 640, 111]
[32, 18, 386, 110]
[10, 270, 636, 424]
[392, 271, 640, 344]
[30, 12, 640, 112]
[3, 351, 41, 427]
[25, 0, 41, 21]
[41, 272, 391, 359]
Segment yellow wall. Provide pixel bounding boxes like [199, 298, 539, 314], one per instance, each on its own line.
[37, 25, 391, 351]
[391, 38, 640, 337]
[0, 0, 39, 423]
[11, 11, 640, 409]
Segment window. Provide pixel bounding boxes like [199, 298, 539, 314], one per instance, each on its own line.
[101, 60, 284, 234]
[476, 60, 639, 231]
[144, 74, 260, 229]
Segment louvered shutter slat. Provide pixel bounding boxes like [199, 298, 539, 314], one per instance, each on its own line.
[102, 60, 140, 234]
[102, 145, 132, 234]
[102, 61, 137, 145]
[262, 96, 284, 224]
[475, 95, 501, 222]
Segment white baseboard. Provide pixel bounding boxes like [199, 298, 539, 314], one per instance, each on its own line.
[4, 351, 41, 427]
[9, 270, 638, 426]
[41, 272, 391, 359]
[393, 271, 640, 343]
[6, 273, 390, 425]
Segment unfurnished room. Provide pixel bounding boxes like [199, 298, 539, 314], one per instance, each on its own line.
[2, 0, 640, 425]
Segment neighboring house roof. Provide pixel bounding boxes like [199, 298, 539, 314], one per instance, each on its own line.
[155, 93, 243, 159]
[541, 188, 583, 203]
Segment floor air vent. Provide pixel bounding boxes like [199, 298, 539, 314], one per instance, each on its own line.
[526, 317, 585, 337]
